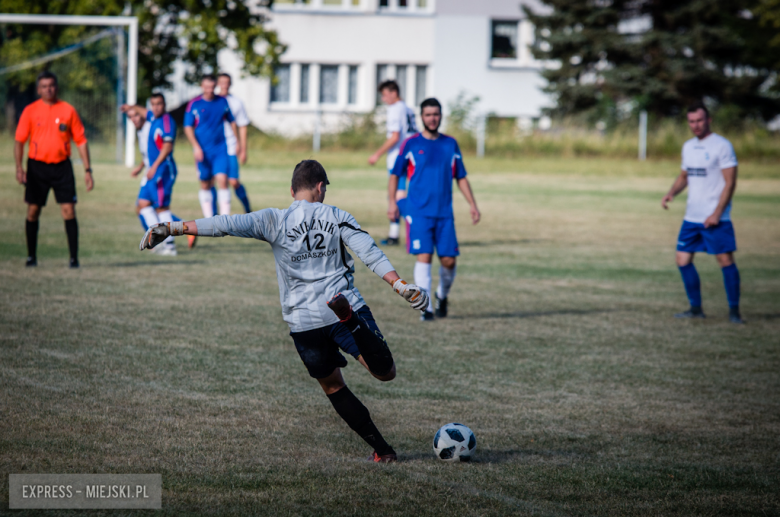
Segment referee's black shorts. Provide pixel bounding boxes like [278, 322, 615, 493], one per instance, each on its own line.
[25, 158, 77, 207]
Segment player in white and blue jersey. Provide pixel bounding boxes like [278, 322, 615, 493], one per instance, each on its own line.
[661, 102, 743, 323]
[369, 80, 419, 246]
[217, 73, 252, 213]
[389, 98, 481, 321]
[184, 74, 238, 219]
[139, 160, 430, 462]
[122, 94, 180, 255]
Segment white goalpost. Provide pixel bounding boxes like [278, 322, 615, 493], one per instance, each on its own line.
[0, 14, 139, 167]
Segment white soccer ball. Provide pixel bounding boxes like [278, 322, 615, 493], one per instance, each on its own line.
[433, 423, 476, 462]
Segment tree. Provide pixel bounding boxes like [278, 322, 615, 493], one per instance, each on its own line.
[0, 0, 285, 130]
[524, 0, 780, 122]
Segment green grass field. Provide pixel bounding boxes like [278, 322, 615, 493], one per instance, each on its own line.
[1, 149, 779, 516]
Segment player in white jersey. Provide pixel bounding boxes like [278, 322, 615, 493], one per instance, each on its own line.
[661, 103, 743, 323]
[217, 73, 252, 213]
[368, 80, 418, 246]
[140, 160, 430, 462]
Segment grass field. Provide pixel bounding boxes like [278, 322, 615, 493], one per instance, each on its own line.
[1, 149, 779, 516]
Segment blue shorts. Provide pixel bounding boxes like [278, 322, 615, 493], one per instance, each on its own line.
[198, 150, 229, 182]
[137, 164, 176, 208]
[390, 170, 407, 191]
[676, 220, 737, 255]
[404, 213, 459, 257]
[228, 155, 240, 180]
[290, 306, 381, 379]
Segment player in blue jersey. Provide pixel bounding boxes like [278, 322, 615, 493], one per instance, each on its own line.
[184, 74, 238, 221]
[389, 98, 480, 321]
[122, 93, 180, 255]
[662, 102, 744, 324]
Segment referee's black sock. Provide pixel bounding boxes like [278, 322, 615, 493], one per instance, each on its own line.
[341, 314, 394, 377]
[64, 218, 78, 261]
[26, 220, 39, 259]
[326, 386, 395, 456]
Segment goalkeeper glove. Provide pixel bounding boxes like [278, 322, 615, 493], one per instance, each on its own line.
[392, 279, 430, 311]
[139, 222, 186, 250]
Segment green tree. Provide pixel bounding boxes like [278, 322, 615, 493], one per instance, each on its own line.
[525, 0, 780, 122]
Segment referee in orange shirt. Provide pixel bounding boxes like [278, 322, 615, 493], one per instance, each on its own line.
[14, 71, 94, 268]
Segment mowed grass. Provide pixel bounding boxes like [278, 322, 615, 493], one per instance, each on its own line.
[1, 148, 779, 516]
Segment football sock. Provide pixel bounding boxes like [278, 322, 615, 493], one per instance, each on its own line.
[198, 189, 214, 218]
[340, 312, 394, 377]
[234, 184, 251, 213]
[210, 186, 218, 216]
[217, 188, 231, 215]
[172, 213, 182, 222]
[138, 214, 148, 231]
[157, 210, 175, 246]
[721, 263, 740, 309]
[64, 218, 78, 261]
[388, 221, 400, 239]
[436, 265, 457, 300]
[678, 263, 702, 309]
[327, 386, 395, 456]
[414, 261, 434, 312]
[26, 219, 39, 259]
[139, 206, 160, 230]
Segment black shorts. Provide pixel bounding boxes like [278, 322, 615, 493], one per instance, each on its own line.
[25, 158, 77, 206]
[290, 305, 382, 379]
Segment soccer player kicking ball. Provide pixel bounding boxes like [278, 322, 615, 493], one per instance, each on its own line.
[184, 75, 238, 222]
[368, 80, 419, 246]
[662, 102, 744, 324]
[122, 95, 180, 255]
[139, 160, 429, 462]
[388, 98, 480, 321]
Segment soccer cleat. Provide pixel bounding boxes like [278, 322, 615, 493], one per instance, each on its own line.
[187, 235, 197, 249]
[674, 308, 705, 319]
[25, 257, 37, 267]
[69, 258, 80, 269]
[420, 311, 434, 322]
[434, 294, 448, 318]
[729, 308, 745, 324]
[368, 451, 397, 463]
[154, 244, 178, 256]
[327, 293, 353, 322]
[381, 237, 399, 246]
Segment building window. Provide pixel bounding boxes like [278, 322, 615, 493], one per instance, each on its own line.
[379, 0, 388, 6]
[320, 65, 339, 104]
[270, 64, 291, 103]
[396, 65, 407, 101]
[415, 65, 427, 104]
[348, 66, 358, 105]
[399, 0, 407, 6]
[376, 64, 388, 103]
[300, 64, 310, 103]
[491, 21, 519, 59]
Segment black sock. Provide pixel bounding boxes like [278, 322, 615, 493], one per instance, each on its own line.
[26, 220, 39, 259]
[64, 218, 78, 260]
[327, 386, 395, 456]
[341, 314, 394, 376]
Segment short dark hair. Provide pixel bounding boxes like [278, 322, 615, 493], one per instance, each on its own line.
[687, 102, 709, 118]
[292, 160, 330, 193]
[201, 74, 217, 83]
[37, 70, 58, 87]
[420, 97, 442, 112]
[218, 73, 232, 83]
[149, 92, 166, 105]
[378, 80, 399, 94]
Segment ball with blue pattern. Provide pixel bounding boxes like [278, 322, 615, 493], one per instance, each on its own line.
[433, 423, 476, 462]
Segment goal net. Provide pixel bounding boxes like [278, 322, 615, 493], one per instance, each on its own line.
[0, 22, 129, 163]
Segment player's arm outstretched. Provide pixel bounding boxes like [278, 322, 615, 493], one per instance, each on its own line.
[336, 210, 429, 311]
[662, 169, 689, 209]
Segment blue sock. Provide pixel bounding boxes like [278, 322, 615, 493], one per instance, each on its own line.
[678, 264, 702, 308]
[172, 213, 181, 222]
[210, 186, 218, 216]
[721, 264, 740, 309]
[234, 184, 251, 213]
[138, 214, 148, 231]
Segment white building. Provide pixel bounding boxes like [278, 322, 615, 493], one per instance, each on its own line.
[214, 0, 550, 135]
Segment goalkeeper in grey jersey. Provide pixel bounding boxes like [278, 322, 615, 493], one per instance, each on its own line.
[140, 160, 428, 463]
